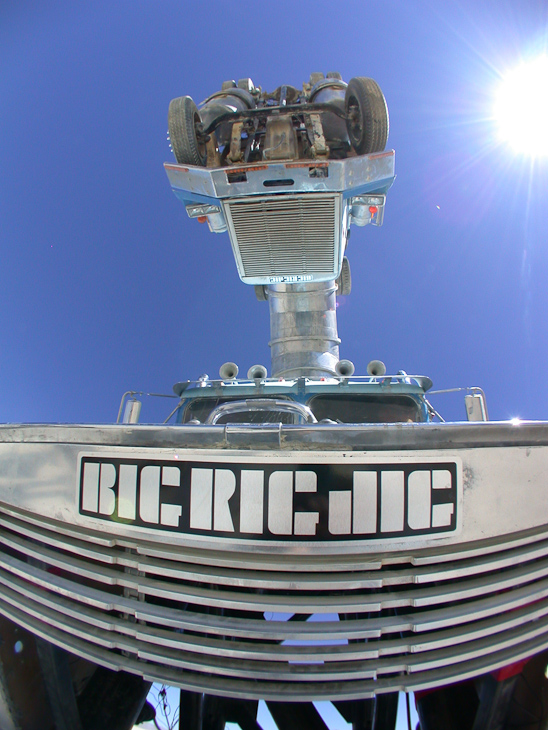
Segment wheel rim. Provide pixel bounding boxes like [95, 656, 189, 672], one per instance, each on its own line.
[346, 94, 363, 148]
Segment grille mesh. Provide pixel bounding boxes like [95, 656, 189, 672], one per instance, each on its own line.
[224, 195, 340, 281]
[1, 502, 548, 701]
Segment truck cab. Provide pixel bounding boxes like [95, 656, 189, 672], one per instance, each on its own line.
[174, 372, 431, 426]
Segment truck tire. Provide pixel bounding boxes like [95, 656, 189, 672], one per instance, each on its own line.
[254, 285, 268, 301]
[336, 256, 351, 296]
[345, 77, 389, 154]
[168, 96, 207, 166]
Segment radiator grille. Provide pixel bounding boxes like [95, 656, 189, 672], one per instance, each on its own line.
[223, 195, 341, 284]
[1, 502, 548, 701]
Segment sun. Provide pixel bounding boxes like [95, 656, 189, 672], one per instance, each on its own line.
[493, 55, 548, 157]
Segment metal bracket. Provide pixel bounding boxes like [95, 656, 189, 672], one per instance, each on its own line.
[307, 113, 329, 158]
[227, 122, 244, 164]
[205, 136, 221, 168]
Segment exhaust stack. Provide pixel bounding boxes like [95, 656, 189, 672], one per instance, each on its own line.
[266, 281, 340, 379]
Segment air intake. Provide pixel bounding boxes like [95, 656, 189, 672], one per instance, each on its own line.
[223, 194, 343, 285]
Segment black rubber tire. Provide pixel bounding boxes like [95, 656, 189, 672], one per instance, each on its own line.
[345, 77, 389, 154]
[254, 285, 268, 301]
[168, 96, 207, 166]
[336, 256, 351, 296]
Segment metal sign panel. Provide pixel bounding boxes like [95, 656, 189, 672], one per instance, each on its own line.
[78, 453, 461, 542]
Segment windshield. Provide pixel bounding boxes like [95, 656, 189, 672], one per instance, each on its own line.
[182, 397, 298, 424]
[309, 394, 422, 423]
[182, 394, 422, 425]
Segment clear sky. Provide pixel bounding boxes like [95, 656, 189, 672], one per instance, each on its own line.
[2, 0, 548, 427]
[1, 2, 548, 727]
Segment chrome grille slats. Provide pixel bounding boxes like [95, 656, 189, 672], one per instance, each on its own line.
[136, 538, 548, 589]
[0, 512, 118, 560]
[133, 522, 548, 572]
[0, 529, 120, 586]
[4, 506, 548, 595]
[4, 498, 548, 575]
[402, 601, 548, 656]
[4, 559, 548, 684]
[4, 547, 548, 646]
[409, 524, 548, 566]
[412, 539, 548, 583]
[3, 516, 548, 613]
[1, 503, 548, 698]
[0, 559, 383, 643]
[2, 504, 548, 612]
[3, 574, 548, 702]
[223, 194, 340, 281]
[4, 554, 548, 667]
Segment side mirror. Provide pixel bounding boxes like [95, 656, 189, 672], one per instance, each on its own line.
[123, 399, 142, 424]
[465, 392, 488, 422]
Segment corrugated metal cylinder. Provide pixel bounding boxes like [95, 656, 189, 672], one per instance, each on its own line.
[267, 281, 340, 378]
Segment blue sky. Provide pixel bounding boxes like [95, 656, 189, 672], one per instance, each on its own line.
[2, 0, 548, 426]
[1, 3, 548, 726]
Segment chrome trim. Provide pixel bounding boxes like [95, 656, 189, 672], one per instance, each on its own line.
[164, 151, 396, 202]
[223, 194, 342, 284]
[1, 498, 548, 699]
[1, 420, 547, 450]
[206, 399, 317, 425]
[267, 281, 341, 378]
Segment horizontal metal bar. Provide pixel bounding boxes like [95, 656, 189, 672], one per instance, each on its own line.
[12, 535, 548, 613]
[2, 421, 548, 451]
[4, 504, 548, 599]
[0, 513, 119, 564]
[3, 523, 548, 623]
[201, 102, 348, 135]
[278, 425, 548, 452]
[2, 545, 548, 656]
[3, 569, 548, 686]
[2, 586, 548, 702]
[5, 502, 548, 591]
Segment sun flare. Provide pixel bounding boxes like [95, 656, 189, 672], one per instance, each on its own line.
[494, 55, 548, 157]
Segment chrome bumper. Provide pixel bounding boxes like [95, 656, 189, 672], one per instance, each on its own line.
[0, 421, 547, 699]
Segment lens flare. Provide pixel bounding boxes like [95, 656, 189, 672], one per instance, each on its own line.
[494, 55, 548, 157]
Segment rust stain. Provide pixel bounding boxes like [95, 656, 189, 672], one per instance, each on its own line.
[285, 161, 329, 168]
[227, 164, 269, 174]
[366, 150, 395, 160]
[164, 163, 189, 172]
